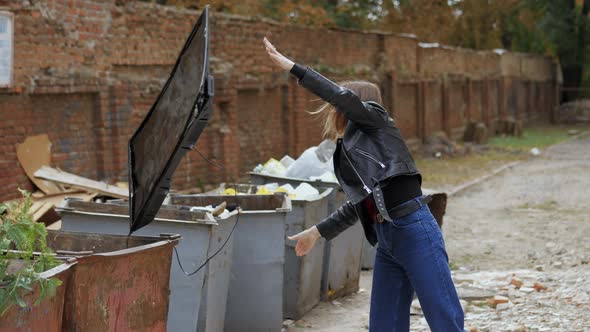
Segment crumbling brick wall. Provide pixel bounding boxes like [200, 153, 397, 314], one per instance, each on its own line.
[0, 0, 559, 201]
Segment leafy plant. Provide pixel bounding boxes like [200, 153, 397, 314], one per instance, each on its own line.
[0, 190, 62, 316]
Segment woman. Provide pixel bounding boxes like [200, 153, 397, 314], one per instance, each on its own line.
[263, 37, 464, 332]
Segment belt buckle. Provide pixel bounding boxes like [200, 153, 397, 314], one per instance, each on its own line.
[376, 213, 384, 223]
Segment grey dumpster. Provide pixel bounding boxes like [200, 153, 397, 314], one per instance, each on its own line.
[207, 183, 333, 319]
[56, 198, 236, 332]
[323, 189, 364, 299]
[249, 173, 364, 301]
[168, 193, 291, 331]
[360, 189, 448, 270]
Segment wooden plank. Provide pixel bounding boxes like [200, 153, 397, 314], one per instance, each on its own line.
[30, 200, 45, 216]
[31, 192, 97, 225]
[34, 191, 96, 207]
[32, 189, 84, 200]
[16, 134, 63, 195]
[34, 166, 128, 199]
[33, 202, 56, 224]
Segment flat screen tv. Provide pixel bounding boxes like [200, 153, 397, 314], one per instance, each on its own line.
[128, 6, 214, 234]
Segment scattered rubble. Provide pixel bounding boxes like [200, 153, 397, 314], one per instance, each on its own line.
[464, 122, 489, 145]
[424, 132, 461, 157]
[556, 99, 590, 123]
[487, 295, 509, 308]
[34, 166, 127, 199]
[9, 134, 129, 228]
[495, 118, 524, 137]
[407, 268, 590, 331]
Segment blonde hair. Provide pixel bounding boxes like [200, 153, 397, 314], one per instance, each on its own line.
[310, 81, 383, 139]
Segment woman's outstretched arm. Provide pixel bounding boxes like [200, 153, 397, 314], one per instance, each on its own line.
[263, 37, 387, 130]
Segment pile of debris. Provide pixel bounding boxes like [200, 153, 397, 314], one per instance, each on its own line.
[409, 268, 590, 331]
[213, 182, 323, 200]
[556, 99, 590, 123]
[13, 134, 128, 228]
[252, 139, 338, 183]
[424, 117, 526, 158]
[463, 118, 523, 146]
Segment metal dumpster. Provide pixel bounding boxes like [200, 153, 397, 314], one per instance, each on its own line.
[47, 230, 179, 332]
[360, 189, 448, 270]
[283, 188, 332, 317]
[56, 199, 236, 332]
[168, 192, 291, 331]
[249, 173, 364, 301]
[206, 183, 333, 319]
[0, 230, 179, 332]
[0, 259, 75, 332]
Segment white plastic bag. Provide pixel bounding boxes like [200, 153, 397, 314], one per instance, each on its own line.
[293, 183, 320, 200]
[315, 139, 336, 163]
[286, 147, 328, 179]
[280, 155, 296, 168]
[260, 158, 287, 176]
[276, 183, 296, 195]
[310, 171, 338, 183]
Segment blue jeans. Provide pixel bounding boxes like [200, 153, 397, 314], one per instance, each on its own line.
[369, 196, 464, 332]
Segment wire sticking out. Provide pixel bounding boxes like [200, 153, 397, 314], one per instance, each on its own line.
[172, 146, 240, 276]
[193, 146, 227, 171]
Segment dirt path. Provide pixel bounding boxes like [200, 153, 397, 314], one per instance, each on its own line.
[286, 133, 590, 332]
[445, 132, 590, 271]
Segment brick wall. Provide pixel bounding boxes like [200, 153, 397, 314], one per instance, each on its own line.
[0, 1, 559, 201]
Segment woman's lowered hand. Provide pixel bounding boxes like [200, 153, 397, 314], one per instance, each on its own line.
[288, 226, 321, 256]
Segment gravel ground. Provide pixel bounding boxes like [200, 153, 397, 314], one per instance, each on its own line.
[286, 133, 590, 331]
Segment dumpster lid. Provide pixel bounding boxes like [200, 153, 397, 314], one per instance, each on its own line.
[128, 7, 213, 234]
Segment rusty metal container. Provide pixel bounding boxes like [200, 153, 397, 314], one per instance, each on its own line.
[56, 199, 236, 332]
[0, 230, 179, 332]
[47, 230, 179, 332]
[0, 260, 75, 332]
[168, 192, 291, 331]
[249, 173, 364, 301]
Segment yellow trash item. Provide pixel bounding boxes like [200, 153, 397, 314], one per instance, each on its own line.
[256, 187, 273, 195]
[223, 188, 237, 195]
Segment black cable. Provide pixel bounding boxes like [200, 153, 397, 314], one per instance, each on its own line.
[172, 146, 240, 276]
[193, 147, 227, 171]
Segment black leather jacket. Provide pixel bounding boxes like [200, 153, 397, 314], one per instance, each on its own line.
[295, 67, 421, 246]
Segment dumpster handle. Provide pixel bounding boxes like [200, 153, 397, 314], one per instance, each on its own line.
[159, 233, 182, 240]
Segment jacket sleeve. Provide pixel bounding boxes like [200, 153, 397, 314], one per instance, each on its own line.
[315, 201, 359, 241]
[294, 65, 388, 131]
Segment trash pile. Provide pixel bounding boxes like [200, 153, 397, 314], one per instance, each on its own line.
[13, 134, 128, 228]
[252, 139, 338, 183]
[218, 182, 322, 200]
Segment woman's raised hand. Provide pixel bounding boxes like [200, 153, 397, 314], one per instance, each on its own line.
[263, 37, 294, 71]
[288, 226, 321, 257]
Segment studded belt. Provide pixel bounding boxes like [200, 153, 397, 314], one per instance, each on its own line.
[375, 195, 432, 223]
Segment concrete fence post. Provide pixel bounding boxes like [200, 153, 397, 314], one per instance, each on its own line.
[418, 81, 426, 142]
[442, 76, 452, 138]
